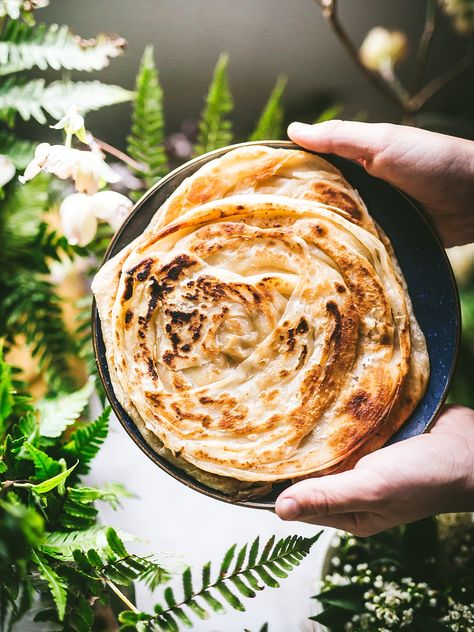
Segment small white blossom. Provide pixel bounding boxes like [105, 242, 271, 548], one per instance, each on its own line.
[89, 191, 133, 231]
[19, 143, 119, 194]
[359, 27, 408, 72]
[59, 190, 133, 246]
[50, 105, 87, 143]
[0, 154, 15, 188]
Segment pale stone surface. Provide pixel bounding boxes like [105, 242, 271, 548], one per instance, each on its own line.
[89, 413, 328, 631]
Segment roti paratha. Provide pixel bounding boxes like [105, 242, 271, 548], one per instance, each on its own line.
[92, 146, 429, 498]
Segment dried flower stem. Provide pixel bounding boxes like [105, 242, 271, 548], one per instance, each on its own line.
[105, 579, 139, 614]
[314, 0, 407, 111]
[412, 0, 438, 91]
[409, 49, 474, 110]
[314, 0, 474, 116]
[93, 136, 144, 172]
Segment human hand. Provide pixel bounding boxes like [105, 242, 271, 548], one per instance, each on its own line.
[287, 120, 474, 248]
[275, 405, 474, 535]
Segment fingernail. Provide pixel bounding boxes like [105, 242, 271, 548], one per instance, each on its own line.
[276, 497, 301, 520]
[287, 122, 312, 136]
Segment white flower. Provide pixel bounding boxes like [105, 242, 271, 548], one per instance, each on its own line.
[359, 27, 408, 72]
[19, 143, 119, 194]
[60, 193, 97, 247]
[50, 104, 87, 143]
[88, 191, 133, 231]
[59, 190, 133, 246]
[0, 154, 15, 188]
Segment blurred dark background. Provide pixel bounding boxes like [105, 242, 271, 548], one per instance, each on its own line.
[26, 0, 474, 147]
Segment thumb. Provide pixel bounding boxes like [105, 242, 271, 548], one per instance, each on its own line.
[275, 468, 380, 521]
[287, 120, 398, 170]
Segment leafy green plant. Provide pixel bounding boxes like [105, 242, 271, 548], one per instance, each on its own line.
[127, 45, 168, 196]
[311, 516, 474, 631]
[194, 53, 234, 156]
[0, 349, 319, 631]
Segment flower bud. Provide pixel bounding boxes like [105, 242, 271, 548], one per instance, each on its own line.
[89, 190, 133, 231]
[59, 193, 97, 246]
[359, 27, 408, 72]
[440, 0, 474, 34]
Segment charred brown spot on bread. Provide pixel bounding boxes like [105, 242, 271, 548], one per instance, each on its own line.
[138, 330, 145, 339]
[181, 343, 191, 353]
[380, 332, 392, 345]
[311, 183, 362, 221]
[147, 358, 158, 380]
[166, 309, 198, 324]
[124, 310, 133, 326]
[162, 254, 196, 280]
[313, 224, 326, 237]
[162, 351, 174, 366]
[346, 390, 382, 423]
[199, 396, 214, 405]
[127, 257, 154, 281]
[336, 283, 346, 294]
[326, 300, 342, 348]
[296, 317, 309, 334]
[122, 276, 134, 302]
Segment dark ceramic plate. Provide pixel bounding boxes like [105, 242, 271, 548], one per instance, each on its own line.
[93, 141, 460, 510]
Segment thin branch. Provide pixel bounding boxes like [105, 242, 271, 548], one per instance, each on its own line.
[92, 136, 144, 172]
[105, 579, 139, 614]
[314, 0, 410, 113]
[412, 0, 438, 92]
[409, 51, 474, 110]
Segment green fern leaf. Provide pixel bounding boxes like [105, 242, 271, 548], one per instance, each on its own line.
[249, 76, 287, 141]
[182, 567, 193, 600]
[127, 45, 168, 192]
[23, 443, 61, 480]
[41, 525, 136, 560]
[247, 536, 260, 566]
[202, 561, 211, 588]
[63, 406, 110, 474]
[0, 129, 35, 169]
[194, 53, 233, 156]
[148, 532, 320, 629]
[30, 460, 76, 494]
[2, 274, 75, 393]
[215, 581, 245, 611]
[0, 78, 133, 124]
[0, 22, 126, 76]
[0, 345, 14, 431]
[37, 377, 95, 438]
[31, 551, 68, 621]
[219, 543, 236, 577]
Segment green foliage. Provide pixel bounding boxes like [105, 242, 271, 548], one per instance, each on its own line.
[2, 274, 76, 393]
[194, 53, 234, 156]
[0, 77, 133, 125]
[0, 129, 35, 168]
[448, 286, 474, 407]
[249, 76, 287, 141]
[36, 377, 94, 438]
[312, 517, 474, 630]
[0, 21, 126, 75]
[127, 45, 168, 194]
[63, 405, 110, 475]
[119, 533, 321, 630]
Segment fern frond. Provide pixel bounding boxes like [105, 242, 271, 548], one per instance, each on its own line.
[36, 377, 95, 438]
[127, 45, 168, 193]
[31, 551, 68, 621]
[0, 129, 35, 169]
[194, 53, 233, 156]
[22, 443, 61, 480]
[41, 525, 136, 560]
[119, 532, 321, 630]
[0, 22, 126, 75]
[2, 274, 75, 393]
[249, 76, 287, 141]
[0, 78, 133, 124]
[63, 406, 110, 474]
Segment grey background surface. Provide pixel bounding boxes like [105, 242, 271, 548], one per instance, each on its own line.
[34, 0, 474, 147]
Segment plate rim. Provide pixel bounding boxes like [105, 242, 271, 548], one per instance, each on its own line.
[92, 140, 461, 511]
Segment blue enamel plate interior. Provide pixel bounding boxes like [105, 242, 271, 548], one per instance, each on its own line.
[92, 141, 460, 509]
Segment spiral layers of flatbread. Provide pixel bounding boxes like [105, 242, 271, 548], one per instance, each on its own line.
[93, 146, 429, 498]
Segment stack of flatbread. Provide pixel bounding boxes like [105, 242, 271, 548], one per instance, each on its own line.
[93, 145, 429, 499]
